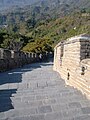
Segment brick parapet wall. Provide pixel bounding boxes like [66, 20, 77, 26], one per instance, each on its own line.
[0, 48, 52, 72]
[53, 34, 90, 99]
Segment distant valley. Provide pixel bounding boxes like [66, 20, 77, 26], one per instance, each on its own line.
[0, 0, 90, 53]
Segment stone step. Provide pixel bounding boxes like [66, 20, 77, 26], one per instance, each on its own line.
[4, 108, 38, 118]
[1, 107, 88, 120]
[0, 92, 87, 108]
[10, 94, 87, 109]
[1, 113, 45, 120]
[73, 114, 90, 120]
[0, 84, 66, 96]
[14, 87, 68, 95]
[0, 106, 85, 120]
[0, 61, 90, 120]
[12, 100, 43, 109]
[12, 89, 78, 99]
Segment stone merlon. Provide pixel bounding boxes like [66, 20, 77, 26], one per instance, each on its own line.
[0, 49, 52, 72]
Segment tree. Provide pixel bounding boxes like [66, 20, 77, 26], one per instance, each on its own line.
[81, 8, 87, 13]
[26, 13, 36, 29]
[22, 38, 53, 54]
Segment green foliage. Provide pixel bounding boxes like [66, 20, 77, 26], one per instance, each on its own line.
[0, 7, 90, 53]
[22, 38, 53, 54]
[0, 30, 29, 50]
[26, 17, 36, 29]
[81, 8, 87, 13]
[25, 12, 90, 47]
[0, 30, 6, 44]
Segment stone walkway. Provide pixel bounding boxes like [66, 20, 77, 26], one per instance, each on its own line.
[0, 62, 90, 120]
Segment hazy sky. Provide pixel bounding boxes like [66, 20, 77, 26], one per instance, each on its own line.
[0, 0, 41, 10]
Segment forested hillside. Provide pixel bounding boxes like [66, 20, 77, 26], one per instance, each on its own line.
[22, 12, 90, 53]
[0, 0, 90, 54]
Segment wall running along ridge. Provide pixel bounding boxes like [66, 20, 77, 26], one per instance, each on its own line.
[0, 49, 51, 72]
[53, 34, 90, 99]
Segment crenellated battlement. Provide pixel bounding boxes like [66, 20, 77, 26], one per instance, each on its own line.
[0, 48, 50, 72]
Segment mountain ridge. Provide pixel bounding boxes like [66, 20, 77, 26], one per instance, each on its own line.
[0, 0, 90, 12]
[0, 0, 90, 53]
[0, 0, 40, 11]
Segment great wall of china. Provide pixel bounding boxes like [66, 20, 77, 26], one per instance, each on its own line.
[53, 34, 90, 99]
[0, 34, 90, 99]
[0, 48, 52, 72]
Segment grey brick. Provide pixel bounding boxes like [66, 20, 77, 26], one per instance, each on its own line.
[22, 96, 35, 102]
[81, 107, 90, 114]
[0, 84, 9, 90]
[74, 115, 90, 120]
[68, 102, 81, 108]
[0, 118, 10, 120]
[62, 109, 82, 118]
[19, 108, 38, 115]
[5, 114, 44, 120]
[0, 112, 5, 119]
[45, 112, 63, 120]
[29, 115, 45, 120]
[37, 82, 47, 88]
[38, 105, 52, 113]
[8, 83, 18, 89]
[43, 98, 56, 105]
[5, 110, 20, 118]
[13, 100, 43, 108]
[36, 95, 48, 100]
[52, 104, 68, 112]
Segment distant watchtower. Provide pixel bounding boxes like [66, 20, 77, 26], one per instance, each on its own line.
[54, 34, 90, 99]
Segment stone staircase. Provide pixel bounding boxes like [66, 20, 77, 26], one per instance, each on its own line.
[0, 62, 90, 120]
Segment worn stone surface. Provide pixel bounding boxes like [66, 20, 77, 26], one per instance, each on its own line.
[0, 62, 90, 120]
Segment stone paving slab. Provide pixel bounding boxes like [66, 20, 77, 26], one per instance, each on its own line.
[0, 62, 90, 120]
